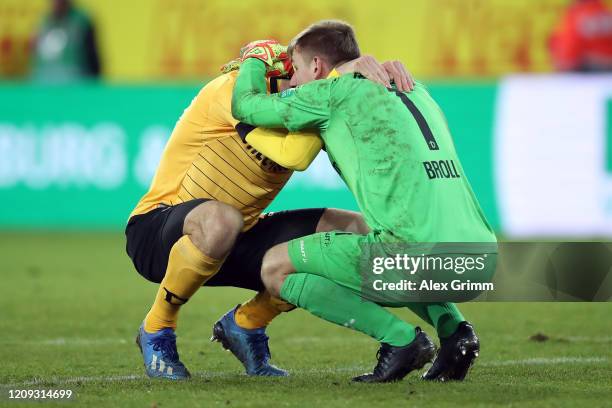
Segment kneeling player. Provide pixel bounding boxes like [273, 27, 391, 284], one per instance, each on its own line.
[125, 40, 413, 380]
[127, 204, 367, 378]
[231, 23, 498, 383]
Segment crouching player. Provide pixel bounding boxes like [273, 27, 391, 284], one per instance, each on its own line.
[231, 22, 498, 383]
[125, 40, 414, 379]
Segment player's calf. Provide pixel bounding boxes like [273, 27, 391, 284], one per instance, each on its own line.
[422, 321, 479, 381]
[138, 201, 244, 379]
[315, 208, 369, 234]
[261, 242, 294, 298]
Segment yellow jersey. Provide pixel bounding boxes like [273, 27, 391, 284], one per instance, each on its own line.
[131, 71, 296, 230]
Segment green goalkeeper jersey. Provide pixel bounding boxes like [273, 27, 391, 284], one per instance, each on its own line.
[233, 59, 496, 244]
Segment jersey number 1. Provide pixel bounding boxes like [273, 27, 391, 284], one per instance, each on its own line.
[390, 90, 439, 150]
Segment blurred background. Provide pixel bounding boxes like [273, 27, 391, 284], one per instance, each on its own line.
[1, 0, 612, 237]
[2, 5, 611, 401]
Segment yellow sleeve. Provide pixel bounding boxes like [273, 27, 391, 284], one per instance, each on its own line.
[245, 128, 323, 171]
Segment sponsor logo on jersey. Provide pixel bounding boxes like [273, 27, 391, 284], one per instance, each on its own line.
[241, 139, 289, 173]
[279, 88, 296, 98]
[299, 239, 308, 263]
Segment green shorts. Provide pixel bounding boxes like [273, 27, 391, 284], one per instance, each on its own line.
[288, 231, 370, 294]
[287, 231, 498, 305]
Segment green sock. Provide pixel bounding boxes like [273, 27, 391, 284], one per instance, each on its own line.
[281, 273, 415, 346]
[404, 302, 434, 327]
[425, 303, 464, 338]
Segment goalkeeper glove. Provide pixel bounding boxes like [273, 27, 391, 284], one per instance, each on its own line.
[220, 39, 293, 78]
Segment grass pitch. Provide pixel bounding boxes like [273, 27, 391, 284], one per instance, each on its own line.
[1, 232, 611, 407]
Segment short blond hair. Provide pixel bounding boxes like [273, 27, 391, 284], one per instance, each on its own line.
[288, 20, 360, 66]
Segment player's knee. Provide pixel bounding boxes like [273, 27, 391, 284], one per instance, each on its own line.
[261, 243, 292, 297]
[317, 208, 369, 234]
[184, 200, 244, 258]
[207, 201, 244, 235]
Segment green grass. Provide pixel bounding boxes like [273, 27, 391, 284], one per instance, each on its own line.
[1, 232, 611, 407]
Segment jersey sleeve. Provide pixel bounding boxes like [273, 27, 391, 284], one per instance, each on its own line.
[232, 59, 332, 132]
[245, 128, 322, 171]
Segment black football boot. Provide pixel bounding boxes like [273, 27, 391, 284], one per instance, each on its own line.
[352, 327, 436, 383]
[422, 321, 480, 381]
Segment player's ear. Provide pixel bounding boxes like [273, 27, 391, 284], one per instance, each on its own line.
[312, 56, 327, 80]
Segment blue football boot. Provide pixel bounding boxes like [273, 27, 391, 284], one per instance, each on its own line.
[136, 324, 191, 380]
[211, 306, 288, 376]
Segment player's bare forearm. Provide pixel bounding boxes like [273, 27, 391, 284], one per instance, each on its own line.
[232, 59, 286, 128]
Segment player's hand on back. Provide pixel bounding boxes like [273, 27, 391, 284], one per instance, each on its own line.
[336, 55, 391, 88]
[382, 60, 414, 92]
[336, 56, 414, 92]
